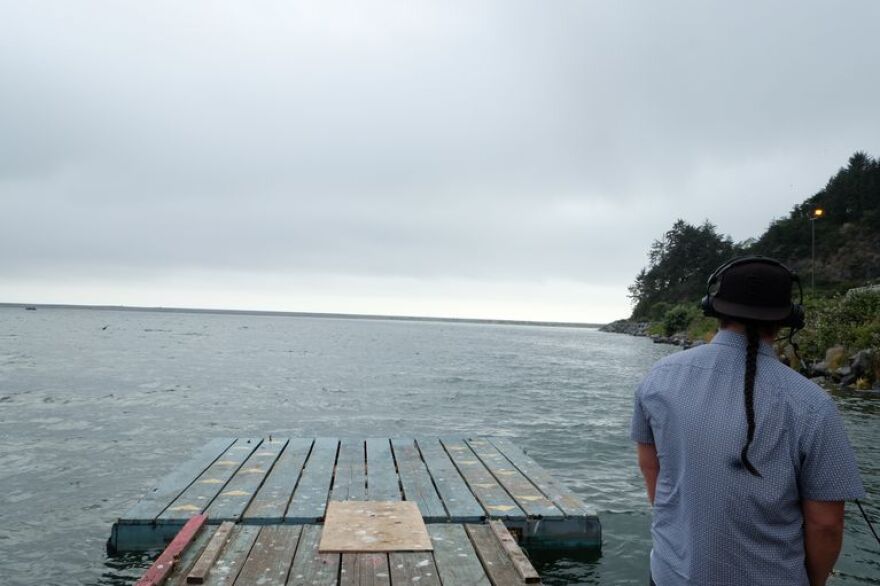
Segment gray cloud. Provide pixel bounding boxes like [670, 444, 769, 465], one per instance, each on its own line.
[2, 1, 879, 320]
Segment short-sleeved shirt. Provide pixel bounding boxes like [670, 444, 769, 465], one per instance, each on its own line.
[631, 329, 864, 586]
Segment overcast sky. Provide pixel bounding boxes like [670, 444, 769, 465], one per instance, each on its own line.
[1, 1, 878, 323]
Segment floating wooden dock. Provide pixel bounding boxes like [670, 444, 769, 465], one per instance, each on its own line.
[136, 514, 542, 585]
[111, 437, 600, 554]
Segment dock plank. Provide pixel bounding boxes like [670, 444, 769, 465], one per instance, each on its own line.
[428, 524, 490, 586]
[440, 438, 524, 520]
[488, 438, 592, 516]
[160, 439, 262, 522]
[489, 520, 541, 583]
[285, 438, 339, 523]
[136, 514, 207, 586]
[166, 526, 219, 586]
[287, 525, 341, 586]
[388, 552, 441, 586]
[331, 439, 366, 501]
[365, 438, 400, 501]
[391, 439, 447, 521]
[467, 438, 562, 519]
[233, 525, 302, 586]
[465, 524, 525, 586]
[416, 438, 484, 522]
[187, 521, 235, 584]
[243, 438, 313, 523]
[123, 438, 235, 523]
[206, 438, 287, 522]
[201, 525, 260, 586]
[340, 553, 390, 586]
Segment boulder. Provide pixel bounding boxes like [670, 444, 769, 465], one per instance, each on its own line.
[825, 346, 848, 371]
[812, 361, 828, 376]
[850, 350, 874, 378]
[810, 376, 827, 386]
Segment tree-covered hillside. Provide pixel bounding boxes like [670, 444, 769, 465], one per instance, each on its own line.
[629, 152, 880, 320]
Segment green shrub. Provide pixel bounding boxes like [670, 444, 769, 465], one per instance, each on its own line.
[662, 304, 699, 336]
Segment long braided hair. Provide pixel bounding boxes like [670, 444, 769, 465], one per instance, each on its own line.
[741, 322, 762, 477]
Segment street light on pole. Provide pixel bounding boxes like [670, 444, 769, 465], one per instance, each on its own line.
[810, 208, 824, 294]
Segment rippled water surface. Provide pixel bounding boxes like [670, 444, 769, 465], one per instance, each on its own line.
[0, 308, 877, 585]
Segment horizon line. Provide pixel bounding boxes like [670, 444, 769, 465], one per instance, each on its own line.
[0, 301, 607, 329]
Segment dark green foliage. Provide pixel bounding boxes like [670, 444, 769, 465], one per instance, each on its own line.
[630, 152, 880, 320]
[662, 305, 696, 336]
[750, 152, 880, 287]
[628, 220, 736, 319]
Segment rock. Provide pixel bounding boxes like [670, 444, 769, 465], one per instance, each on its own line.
[835, 366, 852, 378]
[825, 346, 848, 371]
[599, 320, 649, 336]
[810, 376, 827, 386]
[812, 361, 828, 376]
[850, 350, 874, 378]
[840, 373, 857, 387]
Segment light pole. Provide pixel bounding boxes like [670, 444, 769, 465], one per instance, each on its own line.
[810, 208, 824, 294]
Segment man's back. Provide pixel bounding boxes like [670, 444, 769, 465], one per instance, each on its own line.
[631, 330, 864, 585]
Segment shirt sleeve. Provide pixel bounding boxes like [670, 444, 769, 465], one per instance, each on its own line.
[630, 375, 655, 444]
[799, 399, 865, 501]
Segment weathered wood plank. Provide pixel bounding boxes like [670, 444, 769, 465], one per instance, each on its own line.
[161, 439, 262, 522]
[488, 520, 540, 583]
[466, 438, 562, 519]
[320, 501, 431, 552]
[287, 524, 341, 586]
[123, 438, 236, 523]
[331, 439, 366, 502]
[201, 525, 260, 586]
[488, 438, 592, 516]
[416, 439, 484, 522]
[428, 524, 490, 586]
[187, 522, 235, 584]
[233, 525, 302, 586]
[465, 524, 525, 586]
[365, 438, 400, 501]
[388, 552, 441, 586]
[136, 514, 208, 586]
[167, 526, 219, 586]
[340, 554, 390, 586]
[243, 439, 313, 523]
[391, 439, 447, 521]
[206, 438, 287, 522]
[440, 438, 524, 520]
[285, 438, 339, 523]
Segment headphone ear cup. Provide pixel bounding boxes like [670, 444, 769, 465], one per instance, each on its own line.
[701, 295, 717, 317]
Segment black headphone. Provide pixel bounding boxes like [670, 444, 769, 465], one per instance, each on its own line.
[700, 256, 805, 329]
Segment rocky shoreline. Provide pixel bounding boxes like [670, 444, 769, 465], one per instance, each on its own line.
[599, 319, 706, 349]
[600, 320, 880, 394]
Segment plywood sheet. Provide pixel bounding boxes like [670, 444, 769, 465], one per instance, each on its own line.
[319, 501, 433, 553]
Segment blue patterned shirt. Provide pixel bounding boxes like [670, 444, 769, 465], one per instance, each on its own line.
[631, 329, 864, 585]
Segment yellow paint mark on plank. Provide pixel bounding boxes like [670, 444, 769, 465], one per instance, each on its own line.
[487, 505, 516, 512]
[459, 460, 479, 465]
[221, 490, 250, 497]
[516, 496, 542, 501]
[199, 478, 224, 484]
[472, 483, 497, 489]
[169, 504, 201, 512]
[240, 467, 264, 474]
[495, 470, 516, 476]
[215, 460, 238, 466]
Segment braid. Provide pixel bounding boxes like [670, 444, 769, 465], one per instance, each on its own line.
[741, 323, 762, 477]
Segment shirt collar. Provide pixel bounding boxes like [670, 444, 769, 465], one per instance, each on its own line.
[711, 329, 777, 358]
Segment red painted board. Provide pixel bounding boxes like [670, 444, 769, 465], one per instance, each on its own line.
[136, 514, 208, 586]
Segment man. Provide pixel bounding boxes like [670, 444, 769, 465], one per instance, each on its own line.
[631, 256, 864, 585]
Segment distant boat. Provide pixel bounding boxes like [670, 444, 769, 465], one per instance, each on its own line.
[24, 306, 36, 311]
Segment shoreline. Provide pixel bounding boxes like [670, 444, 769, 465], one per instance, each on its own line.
[0, 302, 605, 330]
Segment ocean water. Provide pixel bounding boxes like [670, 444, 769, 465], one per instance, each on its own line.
[0, 307, 877, 585]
